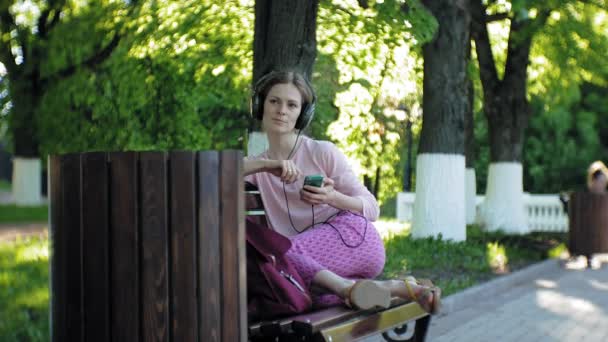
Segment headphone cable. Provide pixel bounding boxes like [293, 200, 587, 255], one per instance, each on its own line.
[281, 131, 368, 248]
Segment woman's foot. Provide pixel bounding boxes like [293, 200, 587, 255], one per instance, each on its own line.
[342, 279, 391, 310]
[378, 279, 441, 314]
[311, 270, 390, 310]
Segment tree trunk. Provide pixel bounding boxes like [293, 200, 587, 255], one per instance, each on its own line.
[253, 0, 319, 82]
[465, 43, 477, 224]
[413, 0, 470, 241]
[9, 75, 44, 205]
[471, 0, 547, 233]
[249, 0, 319, 153]
[9, 76, 42, 158]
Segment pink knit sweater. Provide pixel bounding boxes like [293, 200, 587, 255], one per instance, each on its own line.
[245, 136, 379, 237]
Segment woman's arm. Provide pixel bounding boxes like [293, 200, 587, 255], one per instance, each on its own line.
[243, 158, 273, 176]
[243, 157, 302, 183]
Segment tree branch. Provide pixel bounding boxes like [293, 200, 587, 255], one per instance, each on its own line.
[38, 1, 66, 38]
[471, 0, 499, 92]
[0, 9, 18, 75]
[44, 33, 121, 83]
[577, 0, 608, 10]
[503, 9, 551, 86]
[486, 12, 510, 22]
[357, 0, 369, 9]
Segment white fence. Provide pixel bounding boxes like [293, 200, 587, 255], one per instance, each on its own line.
[396, 192, 569, 233]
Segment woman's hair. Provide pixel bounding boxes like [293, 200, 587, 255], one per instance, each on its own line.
[256, 70, 315, 108]
[587, 160, 608, 187]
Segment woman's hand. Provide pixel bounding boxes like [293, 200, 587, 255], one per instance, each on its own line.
[264, 159, 302, 184]
[300, 177, 336, 206]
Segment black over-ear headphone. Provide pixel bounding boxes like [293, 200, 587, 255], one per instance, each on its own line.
[251, 71, 317, 130]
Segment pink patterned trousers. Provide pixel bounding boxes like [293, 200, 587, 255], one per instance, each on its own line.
[285, 211, 386, 307]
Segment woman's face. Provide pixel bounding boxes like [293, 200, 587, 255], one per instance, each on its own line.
[589, 173, 608, 193]
[262, 83, 303, 134]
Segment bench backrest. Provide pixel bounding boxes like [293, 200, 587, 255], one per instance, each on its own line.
[49, 151, 246, 342]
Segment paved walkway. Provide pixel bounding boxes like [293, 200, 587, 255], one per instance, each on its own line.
[0, 223, 47, 242]
[427, 260, 608, 341]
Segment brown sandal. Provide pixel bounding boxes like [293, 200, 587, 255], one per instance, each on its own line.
[404, 279, 441, 315]
[344, 279, 391, 310]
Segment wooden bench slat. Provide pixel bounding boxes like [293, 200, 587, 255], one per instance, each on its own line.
[109, 152, 140, 341]
[49, 155, 65, 342]
[169, 151, 198, 341]
[220, 151, 247, 341]
[290, 298, 410, 336]
[82, 152, 110, 342]
[198, 151, 222, 341]
[320, 301, 428, 341]
[140, 152, 170, 341]
[62, 154, 84, 341]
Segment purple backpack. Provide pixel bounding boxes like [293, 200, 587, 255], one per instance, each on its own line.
[246, 218, 312, 320]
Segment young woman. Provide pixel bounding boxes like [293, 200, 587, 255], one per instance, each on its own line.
[244, 70, 440, 313]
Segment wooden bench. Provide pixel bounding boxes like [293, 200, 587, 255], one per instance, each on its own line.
[49, 151, 247, 341]
[245, 183, 431, 342]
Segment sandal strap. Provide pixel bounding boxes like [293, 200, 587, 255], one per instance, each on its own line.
[404, 280, 418, 301]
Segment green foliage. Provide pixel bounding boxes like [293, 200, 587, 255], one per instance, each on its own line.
[524, 83, 608, 193]
[0, 205, 48, 223]
[3, 0, 606, 202]
[0, 237, 49, 341]
[317, 0, 434, 203]
[37, 1, 254, 155]
[470, 0, 608, 194]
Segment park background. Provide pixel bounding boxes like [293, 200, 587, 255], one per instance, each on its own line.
[0, 0, 606, 340]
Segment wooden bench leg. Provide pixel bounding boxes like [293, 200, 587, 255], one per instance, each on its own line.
[381, 315, 431, 342]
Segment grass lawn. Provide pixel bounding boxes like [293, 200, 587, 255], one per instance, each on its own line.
[0, 222, 566, 340]
[0, 237, 49, 342]
[0, 179, 10, 191]
[0, 204, 48, 224]
[381, 224, 567, 296]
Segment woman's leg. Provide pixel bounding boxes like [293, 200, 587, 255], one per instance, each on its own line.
[285, 211, 386, 307]
[286, 211, 385, 286]
[285, 211, 440, 312]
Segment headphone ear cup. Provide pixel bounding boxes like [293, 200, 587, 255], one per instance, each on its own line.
[251, 93, 263, 120]
[295, 101, 315, 130]
[251, 73, 273, 121]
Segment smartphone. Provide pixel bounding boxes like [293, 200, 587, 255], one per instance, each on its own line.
[303, 175, 324, 187]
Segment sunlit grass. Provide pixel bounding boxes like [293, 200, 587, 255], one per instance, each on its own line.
[0, 237, 50, 342]
[15, 242, 49, 262]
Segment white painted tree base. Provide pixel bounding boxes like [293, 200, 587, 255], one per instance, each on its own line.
[412, 153, 466, 241]
[12, 157, 42, 206]
[465, 168, 476, 225]
[479, 162, 527, 234]
[247, 131, 268, 157]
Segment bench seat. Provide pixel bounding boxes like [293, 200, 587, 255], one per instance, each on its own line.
[249, 298, 430, 341]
